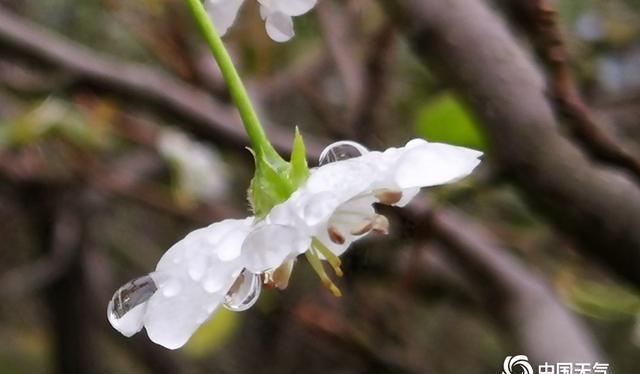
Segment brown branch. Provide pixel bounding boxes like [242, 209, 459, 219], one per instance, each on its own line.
[500, 0, 640, 182]
[0, 190, 80, 298]
[294, 301, 423, 373]
[380, 0, 640, 286]
[19, 186, 103, 374]
[0, 7, 327, 157]
[352, 22, 397, 144]
[380, 201, 604, 365]
[317, 0, 364, 134]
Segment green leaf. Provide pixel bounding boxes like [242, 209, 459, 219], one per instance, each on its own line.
[289, 127, 310, 188]
[567, 280, 640, 321]
[415, 92, 487, 150]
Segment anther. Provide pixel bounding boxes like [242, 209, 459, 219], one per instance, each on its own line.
[372, 214, 390, 235]
[375, 189, 403, 205]
[263, 259, 295, 290]
[350, 220, 374, 236]
[328, 226, 346, 245]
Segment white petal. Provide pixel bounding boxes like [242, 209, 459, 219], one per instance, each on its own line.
[141, 217, 253, 349]
[108, 302, 146, 338]
[393, 142, 482, 189]
[144, 273, 234, 349]
[265, 12, 294, 42]
[216, 223, 253, 261]
[306, 157, 378, 197]
[259, 4, 271, 20]
[265, 0, 317, 16]
[299, 191, 342, 227]
[242, 224, 311, 273]
[206, 0, 245, 36]
[396, 187, 421, 207]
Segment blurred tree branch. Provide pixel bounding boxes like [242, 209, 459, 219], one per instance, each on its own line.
[380, 0, 640, 287]
[0, 7, 326, 157]
[400, 202, 603, 364]
[499, 0, 640, 182]
[19, 186, 102, 374]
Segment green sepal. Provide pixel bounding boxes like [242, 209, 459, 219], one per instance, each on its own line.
[249, 153, 294, 218]
[247, 129, 311, 218]
[288, 127, 310, 188]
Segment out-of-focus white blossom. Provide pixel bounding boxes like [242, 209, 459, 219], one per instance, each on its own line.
[158, 129, 228, 202]
[206, 0, 317, 42]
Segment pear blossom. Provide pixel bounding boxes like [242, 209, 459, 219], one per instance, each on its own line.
[108, 138, 481, 349]
[240, 139, 482, 293]
[205, 0, 317, 42]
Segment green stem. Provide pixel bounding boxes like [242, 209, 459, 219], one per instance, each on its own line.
[186, 0, 280, 161]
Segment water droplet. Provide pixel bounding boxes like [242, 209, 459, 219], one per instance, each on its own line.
[202, 271, 225, 293]
[161, 278, 182, 297]
[187, 257, 207, 281]
[223, 269, 262, 312]
[319, 141, 368, 165]
[108, 274, 157, 320]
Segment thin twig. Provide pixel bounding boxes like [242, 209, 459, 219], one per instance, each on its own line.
[504, 0, 640, 182]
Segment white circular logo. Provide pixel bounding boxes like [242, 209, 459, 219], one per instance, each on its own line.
[502, 355, 534, 374]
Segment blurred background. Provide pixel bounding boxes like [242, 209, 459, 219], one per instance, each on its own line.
[0, 0, 639, 373]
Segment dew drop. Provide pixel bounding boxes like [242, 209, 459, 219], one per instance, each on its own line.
[161, 279, 182, 297]
[108, 274, 157, 320]
[203, 271, 225, 293]
[223, 269, 262, 312]
[319, 141, 368, 165]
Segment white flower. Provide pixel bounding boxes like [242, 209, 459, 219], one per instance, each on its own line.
[158, 129, 228, 201]
[108, 217, 256, 349]
[108, 138, 481, 349]
[240, 139, 482, 292]
[206, 0, 317, 42]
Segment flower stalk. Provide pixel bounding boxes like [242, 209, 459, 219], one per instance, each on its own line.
[185, 0, 283, 165]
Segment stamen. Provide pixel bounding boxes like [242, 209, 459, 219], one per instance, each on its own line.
[305, 249, 342, 297]
[372, 214, 390, 235]
[328, 226, 346, 245]
[375, 189, 403, 205]
[263, 259, 294, 290]
[350, 220, 374, 235]
[312, 238, 343, 277]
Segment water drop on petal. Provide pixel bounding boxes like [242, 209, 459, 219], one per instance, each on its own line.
[108, 274, 157, 319]
[223, 269, 262, 312]
[107, 274, 157, 336]
[187, 257, 207, 281]
[161, 279, 182, 297]
[319, 141, 368, 165]
[202, 269, 227, 293]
